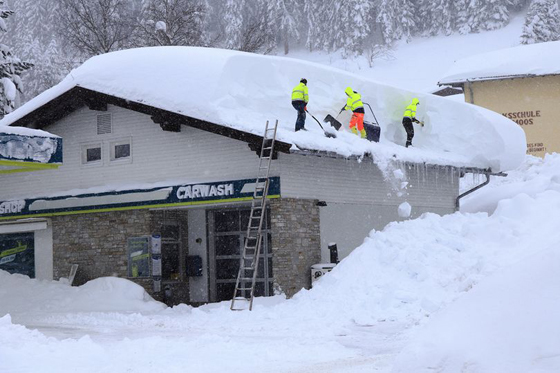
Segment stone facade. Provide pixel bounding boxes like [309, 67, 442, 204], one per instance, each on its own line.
[269, 198, 321, 297]
[52, 210, 151, 285]
[52, 209, 189, 305]
[49, 198, 321, 304]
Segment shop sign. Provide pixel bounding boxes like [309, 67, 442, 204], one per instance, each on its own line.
[0, 200, 25, 215]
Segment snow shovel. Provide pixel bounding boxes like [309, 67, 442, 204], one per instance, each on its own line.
[306, 109, 336, 138]
[323, 110, 343, 131]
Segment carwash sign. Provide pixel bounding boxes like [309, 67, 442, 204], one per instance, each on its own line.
[176, 183, 234, 200]
[0, 177, 280, 220]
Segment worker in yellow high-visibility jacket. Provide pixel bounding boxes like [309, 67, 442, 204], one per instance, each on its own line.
[340, 87, 366, 138]
[402, 98, 423, 147]
[291, 78, 309, 131]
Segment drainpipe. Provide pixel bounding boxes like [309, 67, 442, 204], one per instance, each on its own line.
[455, 169, 507, 210]
[465, 80, 474, 104]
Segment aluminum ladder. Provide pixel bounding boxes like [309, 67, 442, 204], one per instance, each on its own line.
[230, 120, 278, 311]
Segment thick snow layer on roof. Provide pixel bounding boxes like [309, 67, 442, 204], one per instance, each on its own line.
[0, 125, 58, 139]
[1, 47, 525, 171]
[439, 40, 560, 84]
[0, 127, 60, 163]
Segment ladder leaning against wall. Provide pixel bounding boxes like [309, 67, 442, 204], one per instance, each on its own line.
[230, 120, 278, 311]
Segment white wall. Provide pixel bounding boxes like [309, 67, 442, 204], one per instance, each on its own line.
[1, 105, 275, 200]
[319, 202, 452, 263]
[35, 223, 53, 280]
[278, 152, 458, 208]
[187, 208, 208, 303]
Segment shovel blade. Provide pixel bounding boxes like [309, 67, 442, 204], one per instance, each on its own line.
[324, 114, 342, 131]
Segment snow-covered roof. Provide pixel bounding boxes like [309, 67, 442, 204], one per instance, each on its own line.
[439, 40, 560, 85]
[0, 47, 525, 172]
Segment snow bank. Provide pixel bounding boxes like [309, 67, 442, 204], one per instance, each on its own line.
[461, 153, 560, 214]
[439, 40, 560, 84]
[0, 271, 165, 321]
[0, 47, 524, 171]
[393, 244, 560, 373]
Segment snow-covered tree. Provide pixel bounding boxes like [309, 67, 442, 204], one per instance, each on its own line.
[135, 0, 206, 47]
[520, 0, 560, 44]
[481, 0, 510, 31]
[272, 0, 300, 55]
[0, 1, 32, 115]
[223, 0, 244, 50]
[377, 0, 416, 45]
[304, 0, 327, 52]
[426, 0, 456, 36]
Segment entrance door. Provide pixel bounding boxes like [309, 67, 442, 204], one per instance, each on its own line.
[208, 207, 273, 302]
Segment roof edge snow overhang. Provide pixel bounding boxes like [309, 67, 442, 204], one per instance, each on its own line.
[7, 86, 292, 157]
[438, 72, 560, 88]
[290, 148, 497, 174]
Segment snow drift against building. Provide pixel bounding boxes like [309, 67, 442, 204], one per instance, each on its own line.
[1, 47, 525, 171]
[439, 40, 560, 84]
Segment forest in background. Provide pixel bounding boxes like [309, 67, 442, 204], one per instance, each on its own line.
[0, 0, 559, 115]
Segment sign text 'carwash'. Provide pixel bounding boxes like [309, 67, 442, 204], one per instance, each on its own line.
[176, 183, 234, 200]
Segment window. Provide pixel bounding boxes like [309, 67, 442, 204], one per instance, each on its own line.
[81, 143, 102, 165]
[114, 143, 130, 159]
[110, 138, 132, 162]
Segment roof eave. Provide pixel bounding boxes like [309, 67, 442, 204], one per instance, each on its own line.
[438, 72, 560, 87]
[7, 86, 293, 157]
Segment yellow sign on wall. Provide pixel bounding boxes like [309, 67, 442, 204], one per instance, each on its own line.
[465, 75, 560, 158]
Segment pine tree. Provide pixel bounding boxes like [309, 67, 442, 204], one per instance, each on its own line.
[0, 1, 32, 115]
[428, 0, 456, 36]
[377, 0, 399, 45]
[377, 0, 415, 45]
[272, 0, 300, 54]
[482, 0, 510, 31]
[223, 0, 244, 49]
[456, 0, 471, 34]
[520, 0, 560, 44]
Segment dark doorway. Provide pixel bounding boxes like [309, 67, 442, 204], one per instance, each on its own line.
[208, 207, 273, 302]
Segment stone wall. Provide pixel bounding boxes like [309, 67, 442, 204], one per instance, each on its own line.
[52, 209, 189, 305]
[270, 198, 321, 297]
[52, 210, 151, 286]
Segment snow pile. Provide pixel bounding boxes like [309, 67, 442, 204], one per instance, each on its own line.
[439, 40, 560, 84]
[0, 272, 165, 323]
[461, 153, 560, 214]
[0, 47, 525, 171]
[393, 245, 560, 373]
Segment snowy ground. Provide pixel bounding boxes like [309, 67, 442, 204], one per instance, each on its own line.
[2, 153, 560, 373]
[3, 17, 559, 373]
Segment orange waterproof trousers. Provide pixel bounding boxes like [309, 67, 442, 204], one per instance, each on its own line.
[349, 112, 364, 131]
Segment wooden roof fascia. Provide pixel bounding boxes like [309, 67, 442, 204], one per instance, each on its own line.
[10, 87, 292, 157]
